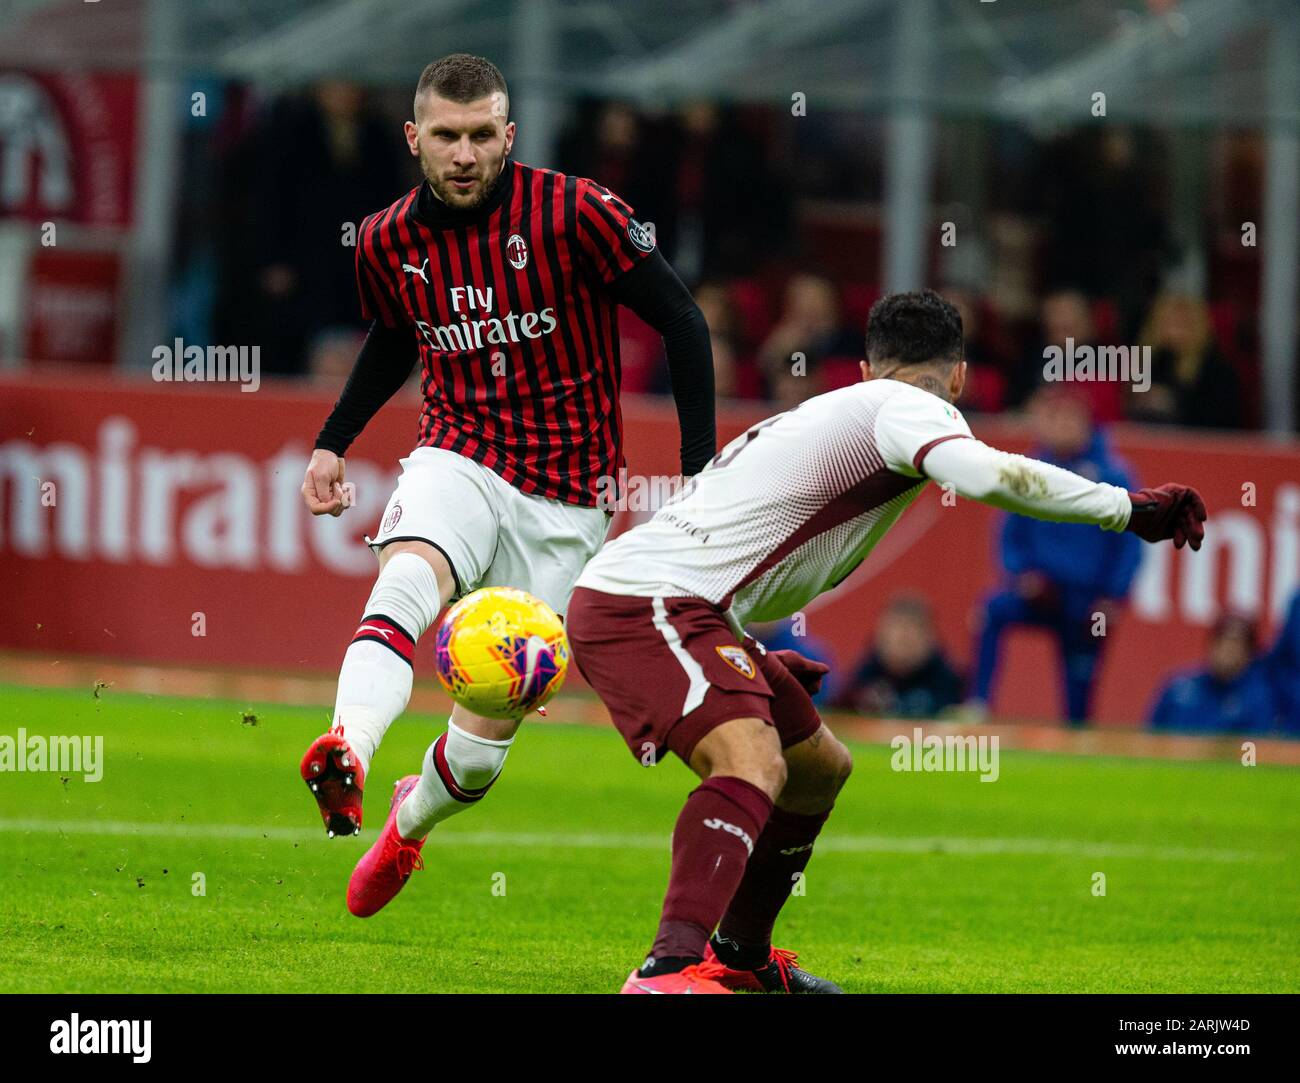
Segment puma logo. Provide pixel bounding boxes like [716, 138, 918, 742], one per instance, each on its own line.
[358, 625, 394, 640]
[402, 259, 430, 283]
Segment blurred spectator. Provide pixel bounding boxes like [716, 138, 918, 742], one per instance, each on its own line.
[1009, 289, 1122, 421]
[557, 101, 669, 241]
[618, 309, 668, 394]
[969, 387, 1142, 725]
[1149, 614, 1278, 734]
[307, 327, 369, 387]
[574, 103, 648, 203]
[694, 282, 742, 399]
[1127, 292, 1242, 429]
[644, 280, 764, 400]
[224, 82, 406, 376]
[681, 281, 761, 400]
[1264, 591, 1300, 735]
[750, 620, 836, 706]
[836, 597, 963, 718]
[664, 102, 792, 283]
[756, 274, 858, 408]
[940, 285, 1005, 414]
[1036, 127, 1172, 339]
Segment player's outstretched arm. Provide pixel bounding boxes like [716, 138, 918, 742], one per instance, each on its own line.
[302, 321, 418, 516]
[921, 437, 1207, 549]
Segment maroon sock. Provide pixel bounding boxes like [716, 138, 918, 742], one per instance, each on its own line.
[647, 776, 774, 964]
[715, 805, 831, 955]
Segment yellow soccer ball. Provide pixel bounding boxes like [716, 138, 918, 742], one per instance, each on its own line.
[433, 587, 569, 719]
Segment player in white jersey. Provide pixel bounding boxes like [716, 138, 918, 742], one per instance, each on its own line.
[566, 290, 1207, 994]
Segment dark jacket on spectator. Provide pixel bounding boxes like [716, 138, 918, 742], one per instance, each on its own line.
[1141, 344, 1242, 429]
[838, 650, 964, 719]
[1148, 663, 1279, 735]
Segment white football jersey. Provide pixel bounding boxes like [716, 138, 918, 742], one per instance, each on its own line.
[576, 378, 972, 626]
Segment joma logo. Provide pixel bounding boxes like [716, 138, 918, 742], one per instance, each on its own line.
[702, 816, 754, 855]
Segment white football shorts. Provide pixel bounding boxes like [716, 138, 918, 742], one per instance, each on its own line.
[366, 446, 611, 616]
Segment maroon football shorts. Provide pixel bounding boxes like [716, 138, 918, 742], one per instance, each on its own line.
[566, 587, 822, 764]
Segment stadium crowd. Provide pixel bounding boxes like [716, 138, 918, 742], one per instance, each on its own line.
[176, 85, 1272, 432]
[791, 586, 1300, 737]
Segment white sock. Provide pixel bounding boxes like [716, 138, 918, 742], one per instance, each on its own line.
[333, 552, 443, 776]
[396, 719, 513, 839]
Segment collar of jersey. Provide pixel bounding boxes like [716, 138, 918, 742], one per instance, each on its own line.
[413, 159, 516, 229]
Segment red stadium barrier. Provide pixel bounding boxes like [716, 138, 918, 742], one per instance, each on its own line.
[2, 370, 1297, 724]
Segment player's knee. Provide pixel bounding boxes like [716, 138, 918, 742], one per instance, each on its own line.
[380, 540, 453, 589]
[693, 717, 786, 798]
[788, 730, 852, 804]
[364, 549, 446, 642]
[825, 736, 853, 795]
[715, 743, 786, 798]
[379, 538, 433, 564]
[761, 750, 789, 797]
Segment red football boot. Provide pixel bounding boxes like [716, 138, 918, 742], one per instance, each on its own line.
[619, 960, 732, 994]
[703, 940, 843, 993]
[300, 725, 365, 837]
[346, 775, 426, 918]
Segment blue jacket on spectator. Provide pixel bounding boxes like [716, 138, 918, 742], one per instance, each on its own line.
[999, 430, 1142, 597]
[1148, 663, 1279, 734]
[1265, 591, 1300, 734]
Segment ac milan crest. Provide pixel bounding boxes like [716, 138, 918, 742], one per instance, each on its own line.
[507, 233, 529, 270]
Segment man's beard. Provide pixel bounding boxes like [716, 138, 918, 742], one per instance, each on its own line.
[422, 152, 505, 210]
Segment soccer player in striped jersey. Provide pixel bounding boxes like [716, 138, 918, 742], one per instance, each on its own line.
[297, 54, 716, 917]
[567, 290, 1208, 993]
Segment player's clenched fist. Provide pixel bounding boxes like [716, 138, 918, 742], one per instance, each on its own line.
[302, 449, 348, 517]
[770, 648, 831, 696]
[1125, 483, 1208, 550]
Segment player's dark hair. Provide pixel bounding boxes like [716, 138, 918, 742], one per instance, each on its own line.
[416, 54, 509, 114]
[864, 289, 963, 369]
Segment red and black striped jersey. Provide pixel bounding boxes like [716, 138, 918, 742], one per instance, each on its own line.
[354, 159, 658, 507]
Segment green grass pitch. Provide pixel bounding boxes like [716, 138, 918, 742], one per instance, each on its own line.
[1, 684, 1296, 993]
